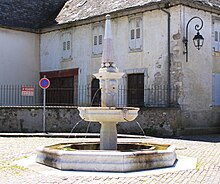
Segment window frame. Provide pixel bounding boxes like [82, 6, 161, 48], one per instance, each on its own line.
[212, 19, 220, 52]
[92, 24, 104, 55]
[128, 16, 143, 52]
[61, 32, 72, 60]
[213, 73, 220, 106]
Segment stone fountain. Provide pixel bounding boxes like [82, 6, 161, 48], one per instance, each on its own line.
[78, 14, 139, 150]
[36, 15, 176, 172]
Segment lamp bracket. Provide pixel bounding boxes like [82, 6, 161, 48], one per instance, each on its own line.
[183, 16, 204, 62]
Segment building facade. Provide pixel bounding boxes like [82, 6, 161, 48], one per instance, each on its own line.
[0, 0, 220, 135]
[40, 0, 220, 134]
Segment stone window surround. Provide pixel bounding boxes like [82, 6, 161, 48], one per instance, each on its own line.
[92, 23, 104, 55]
[123, 68, 148, 106]
[212, 16, 220, 54]
[128, 14, 143, 52]
[61, 31, 72, 60]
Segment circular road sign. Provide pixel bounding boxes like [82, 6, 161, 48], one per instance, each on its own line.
[39, 77, 50, 89]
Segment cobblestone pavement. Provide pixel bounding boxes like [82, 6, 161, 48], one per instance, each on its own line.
[0, 134, 220, 184]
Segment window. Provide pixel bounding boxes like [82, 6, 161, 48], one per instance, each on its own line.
[94, 36, 98, 45]
[61, 32, 72, 59]
[129, 17, 143, 51]
[67, 41, 71, 50]
[215, 31, 218, 42]
[213, 73, 220, 106]
[213, 20, 220, 52]
[99, 35, 103, 45]
[92, 25, 104, 55]
[63, 42, 66, 50]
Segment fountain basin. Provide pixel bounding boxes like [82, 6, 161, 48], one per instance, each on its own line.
[78, 107, 139, 122]
[78, 107, 140, 150]
[36, 141, 176, 172]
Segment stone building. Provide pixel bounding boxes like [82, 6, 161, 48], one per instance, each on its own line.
[0, 0, 68, 85]
[0, 0, 220, 135]
[40, 0, 220, 134]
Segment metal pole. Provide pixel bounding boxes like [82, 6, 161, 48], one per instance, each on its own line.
[43, 75, 46, 133]
[43, 88, 46, 133]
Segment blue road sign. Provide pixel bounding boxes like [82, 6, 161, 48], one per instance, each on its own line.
[39, 78, 50, 89]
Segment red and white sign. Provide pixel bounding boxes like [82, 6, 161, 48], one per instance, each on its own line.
[39, 77, 50, 89]
[21, 86, 34, 96]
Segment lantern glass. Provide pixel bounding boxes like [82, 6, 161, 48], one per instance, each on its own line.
[193, 32, 204, 50]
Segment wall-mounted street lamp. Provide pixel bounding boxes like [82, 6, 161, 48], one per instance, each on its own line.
[183, 16, 204, 62]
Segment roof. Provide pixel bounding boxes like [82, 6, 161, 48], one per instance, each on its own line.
[56, 0, 220, 25]
[56, 0, 164, 24]
[0, 0, 220, 31]
[0, 0, 68, 30]
[206, 0, 220, 7]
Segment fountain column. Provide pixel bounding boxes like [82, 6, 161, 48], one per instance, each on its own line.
[100, 122, 117, 150]
[94, 15, 124, 150]
[94, 15, 124, 107]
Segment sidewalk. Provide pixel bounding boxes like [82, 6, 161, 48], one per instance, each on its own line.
[0, 133, 147, 138]
[0, 134, 220, 184]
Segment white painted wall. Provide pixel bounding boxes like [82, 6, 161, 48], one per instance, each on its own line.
[40, 5, 216, 113]
[40, 10, 170, 86]
[40, 25, 92, 86]
[179, 7, 213, 111]
[0, 28, 40, 85]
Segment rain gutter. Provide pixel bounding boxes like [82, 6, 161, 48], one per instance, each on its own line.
[160, 5, 171, 107]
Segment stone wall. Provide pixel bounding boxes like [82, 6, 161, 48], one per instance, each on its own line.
[0, 107, 179, 137]
[0, 107, 219, 137]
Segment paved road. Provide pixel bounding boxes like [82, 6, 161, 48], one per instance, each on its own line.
[0, 134, 220, 184]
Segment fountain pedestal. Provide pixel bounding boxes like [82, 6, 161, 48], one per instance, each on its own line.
[93, 70, 125, 150]
[100, 121, 117, 150]
[78, 107, 140, 150]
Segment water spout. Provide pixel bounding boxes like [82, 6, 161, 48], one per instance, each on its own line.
[90, 88, 101, 106]
[135, 121, 146, 136]
[68, 119, 84, 138]
[85, 121, 91, 138]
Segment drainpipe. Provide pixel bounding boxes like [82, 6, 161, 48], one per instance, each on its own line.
[160, 7, 171, 107]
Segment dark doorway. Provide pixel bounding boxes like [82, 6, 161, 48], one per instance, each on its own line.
[40, 68, 78, 106]
[127, 73, 144, 107]
[91, 79, 101, 106]
[47, 77, 74, 105]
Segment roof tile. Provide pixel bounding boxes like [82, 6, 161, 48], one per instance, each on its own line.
[0, 0, 68, 30]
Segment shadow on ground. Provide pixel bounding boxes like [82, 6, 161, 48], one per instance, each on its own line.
[175, 134, 220, 143]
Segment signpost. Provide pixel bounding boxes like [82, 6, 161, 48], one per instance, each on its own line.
[39, 76, 50, 133]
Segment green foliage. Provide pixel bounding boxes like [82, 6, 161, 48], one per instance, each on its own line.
[196, 160, 201, 171]
[0, 157, 28, 175]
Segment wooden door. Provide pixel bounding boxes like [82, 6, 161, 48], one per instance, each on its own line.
[127, 73, 144, 107]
